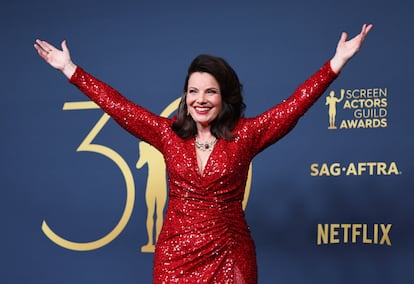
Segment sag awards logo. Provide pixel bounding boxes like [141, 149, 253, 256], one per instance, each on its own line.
[41, 99, 252, 253]
[325, 87, 388, 130]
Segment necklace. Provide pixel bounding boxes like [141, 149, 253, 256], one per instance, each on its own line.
[195, 137, 217, 152]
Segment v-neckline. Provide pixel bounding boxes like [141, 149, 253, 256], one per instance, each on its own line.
[193, 138, 219, 177]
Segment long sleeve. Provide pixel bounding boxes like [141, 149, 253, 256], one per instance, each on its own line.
[244, 60, 338, 156]
[69, 67, 172, 151]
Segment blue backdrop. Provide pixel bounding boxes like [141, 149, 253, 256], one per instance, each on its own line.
[2, 0, 413, 283]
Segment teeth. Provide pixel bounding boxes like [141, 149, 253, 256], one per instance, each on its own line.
[196, 107, 210, 111]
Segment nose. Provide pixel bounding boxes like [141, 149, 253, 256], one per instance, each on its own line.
[196, 92, 207, 104]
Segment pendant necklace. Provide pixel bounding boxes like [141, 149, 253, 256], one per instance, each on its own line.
[195, 136, 217, 152]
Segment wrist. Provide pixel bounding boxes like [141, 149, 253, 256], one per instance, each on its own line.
[330, 55, 348, 74]
[62, 61, 77, 79]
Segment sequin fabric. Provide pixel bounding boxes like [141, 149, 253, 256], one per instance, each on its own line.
[70, 61, 337, 283]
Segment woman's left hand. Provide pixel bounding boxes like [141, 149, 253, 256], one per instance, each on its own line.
[330, 24, 373, 73]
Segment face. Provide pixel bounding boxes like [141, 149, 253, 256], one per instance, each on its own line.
[186, 72, 222, 128]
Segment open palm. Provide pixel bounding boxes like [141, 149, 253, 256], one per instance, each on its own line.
[34, 39, 71, 71]
[34, 39, 77, 78]
[336, 24, 373, 62]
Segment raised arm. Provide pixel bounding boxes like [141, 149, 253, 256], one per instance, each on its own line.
[34, 39, 171, 152]
[245, 24, 373, 156]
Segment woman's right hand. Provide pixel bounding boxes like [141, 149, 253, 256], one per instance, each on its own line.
[34, 39, 77, 79]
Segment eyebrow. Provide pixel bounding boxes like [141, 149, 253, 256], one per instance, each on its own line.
[187, 87, 219, 91]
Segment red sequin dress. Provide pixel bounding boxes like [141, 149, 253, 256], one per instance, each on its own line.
[69, 61, 337, 283]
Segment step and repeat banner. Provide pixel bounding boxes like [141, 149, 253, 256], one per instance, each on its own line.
[2, 0, 413, 283]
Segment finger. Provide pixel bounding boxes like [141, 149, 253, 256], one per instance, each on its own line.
[359, 24, 373, 43]
[61, 40, 67, 51]
[34, 43, 46, 56]
[361, 23, 373, 37]
[35, 39, 47, 52]
[36, 39, 55, 52]
[34, 44, 49, 60]
[365, 23, 373, 34]
[43, 41, 57, 52]
[360, 24, 367, 34]
[61, 39, 69, 54]
[339, 32, 348, 43]
[35, 39, 51, 53]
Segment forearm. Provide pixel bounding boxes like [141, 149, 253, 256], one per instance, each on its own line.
[69, 66, 143, 126]
[69, 66, 169, 150]
[249, 60, 338, 155]
[288, 60, 338, 116]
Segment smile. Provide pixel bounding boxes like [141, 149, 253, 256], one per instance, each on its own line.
[194, 106, 212, 114]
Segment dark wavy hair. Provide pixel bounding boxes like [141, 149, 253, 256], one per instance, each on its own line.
[172, 54, 246, 140]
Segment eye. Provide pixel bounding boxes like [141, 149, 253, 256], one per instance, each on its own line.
[207, 89, 218, 94]
[188, 88, 197, 94]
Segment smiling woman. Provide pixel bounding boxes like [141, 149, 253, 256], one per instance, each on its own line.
[33, 23, 372, 284]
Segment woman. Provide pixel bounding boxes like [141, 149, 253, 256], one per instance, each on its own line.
[34, 23, 372, 283]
